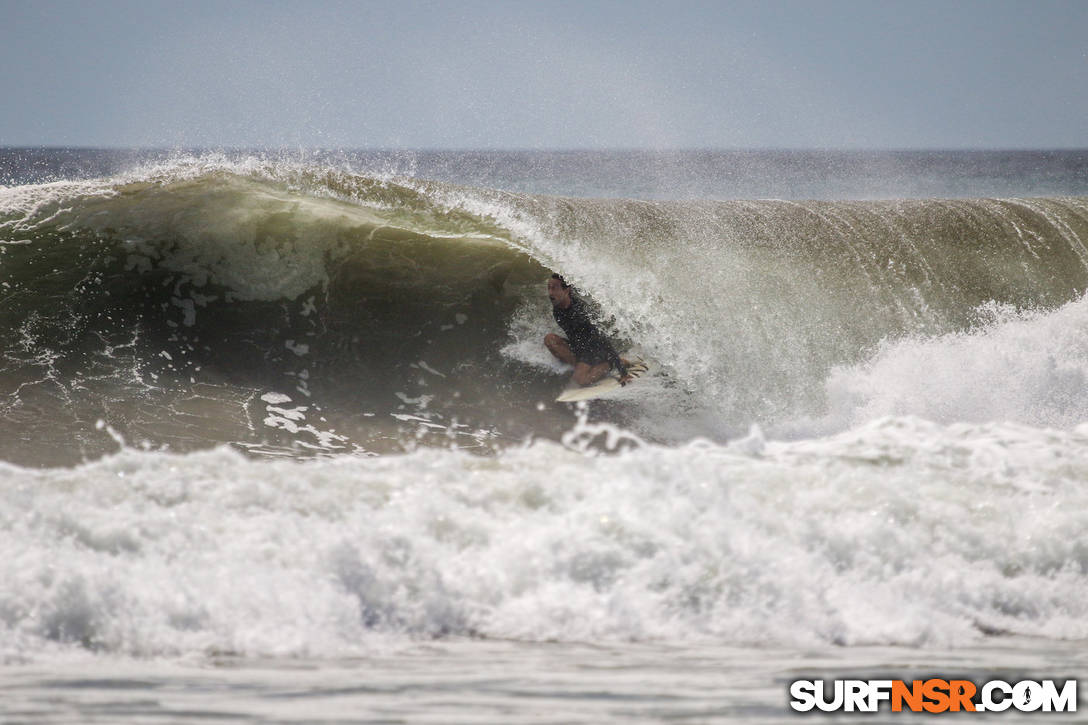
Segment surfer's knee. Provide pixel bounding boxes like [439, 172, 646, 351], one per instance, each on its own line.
[572, 362, 607, 386]
[546, 334, 576, 364]
[544, 333, 566, 352]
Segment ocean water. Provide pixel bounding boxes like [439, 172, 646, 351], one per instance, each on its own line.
[2, 148, 1088, 722]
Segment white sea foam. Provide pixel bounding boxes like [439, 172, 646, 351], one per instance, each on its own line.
[784, 296, 1088, 437]
[2, 415, 1086, 661]
[5, 154, 1088, 673]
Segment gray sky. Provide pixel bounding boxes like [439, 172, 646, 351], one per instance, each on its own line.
[2, 0, 1085, 149]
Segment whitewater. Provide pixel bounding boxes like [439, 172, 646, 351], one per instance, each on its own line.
[2, 148, 1088, 722]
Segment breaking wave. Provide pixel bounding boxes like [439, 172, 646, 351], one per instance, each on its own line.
[1, 156, 1088, 464]
[4, 153, 1088, 660]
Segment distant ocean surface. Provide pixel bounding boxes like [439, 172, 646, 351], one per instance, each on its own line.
[2, 148, 1088, 722]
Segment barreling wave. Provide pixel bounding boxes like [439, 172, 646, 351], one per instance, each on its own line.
[2, 157, 1088, 464]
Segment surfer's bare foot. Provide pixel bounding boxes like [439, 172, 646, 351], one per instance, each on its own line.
[618, 358, 634, 385]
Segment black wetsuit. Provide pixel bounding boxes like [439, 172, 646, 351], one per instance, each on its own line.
[553, 296, 626, 374]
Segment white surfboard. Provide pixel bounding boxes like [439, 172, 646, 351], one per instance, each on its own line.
[555, 358, 652, 402]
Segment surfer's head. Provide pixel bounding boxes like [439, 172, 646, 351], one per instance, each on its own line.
[547, 273, 572, 307]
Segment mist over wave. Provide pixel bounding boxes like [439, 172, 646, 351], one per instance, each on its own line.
[3, 151, 1088, 663]
[2, 155, 1088, 463]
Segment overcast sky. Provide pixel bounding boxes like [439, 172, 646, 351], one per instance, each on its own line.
[2, 0, 1085, 149]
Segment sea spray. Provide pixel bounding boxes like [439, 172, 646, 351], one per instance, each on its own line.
[3, 158, 1088, 463]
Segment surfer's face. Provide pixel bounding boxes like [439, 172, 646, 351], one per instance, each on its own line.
[547, 277, 570, 307]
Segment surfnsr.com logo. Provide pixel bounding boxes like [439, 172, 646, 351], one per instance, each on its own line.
[789, 679, 1077, 713]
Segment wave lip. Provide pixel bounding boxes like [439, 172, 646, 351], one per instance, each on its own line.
[3, 157, 1088, 463]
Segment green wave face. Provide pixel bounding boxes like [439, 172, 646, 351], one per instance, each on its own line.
[2, 161, 1088, 464]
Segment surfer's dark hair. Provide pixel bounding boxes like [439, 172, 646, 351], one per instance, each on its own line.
[550, 273, 570, 289]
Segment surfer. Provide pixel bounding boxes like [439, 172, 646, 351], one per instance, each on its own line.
[545, 274, 631, 386]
